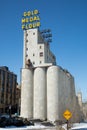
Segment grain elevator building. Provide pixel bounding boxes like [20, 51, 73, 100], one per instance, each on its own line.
[21, 10, 81, 122]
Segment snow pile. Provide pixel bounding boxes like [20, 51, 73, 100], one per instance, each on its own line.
[62, 124, 67, 130]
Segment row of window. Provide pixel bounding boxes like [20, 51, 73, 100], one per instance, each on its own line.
[26, 46, 42, 50]
[26, 52, 43, 57]
[0, 93, 16, 104]
[33, 61, 42, 65]
[25, 47, 55, 60]
[26, 32, 35, 37]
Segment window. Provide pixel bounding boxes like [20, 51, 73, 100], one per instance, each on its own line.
[26, 33, 28, 36]
[26, 54, 28, 57]
[26, 48, 28, 50]
[53, 56, 55, 59]
[26, 40, 28, 42]
[33, 62, 35, 65]
[33, 32, 35, 35]
[40, 61, 42, 64]
[40, 46, 42, 49]
[39, 52, 43, 57]
[33, 53, 35, 56]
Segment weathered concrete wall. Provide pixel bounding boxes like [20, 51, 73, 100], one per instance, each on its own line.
[33, 67, 47, 120]
[47, 66, 59, 121]
[20, 65, 80, 122]
[21, 68, 33, 118]
[47, 65, 79, 122]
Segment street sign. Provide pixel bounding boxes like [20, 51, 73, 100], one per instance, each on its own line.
[63, 109, 72, 120]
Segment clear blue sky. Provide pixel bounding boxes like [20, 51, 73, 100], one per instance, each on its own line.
[0, 0, 87, 101]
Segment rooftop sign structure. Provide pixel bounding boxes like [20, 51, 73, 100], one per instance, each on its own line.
[22, 9, 40, 30]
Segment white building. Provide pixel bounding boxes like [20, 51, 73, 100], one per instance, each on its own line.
[21, 28, 81, 122]
[23, 29, 56, 68]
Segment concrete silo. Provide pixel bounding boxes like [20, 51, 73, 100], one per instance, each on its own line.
[21, 68, 33, 119]
[33, 67, 46, 120]
[47, 66, 59, 122]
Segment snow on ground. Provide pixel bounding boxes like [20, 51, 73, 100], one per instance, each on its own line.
[0, 125, 54, 130]
[1, 123, 87, 130]
[71, 123, 87, 129]
[62, 124, 67, 130]
[62, 123, 87, 130]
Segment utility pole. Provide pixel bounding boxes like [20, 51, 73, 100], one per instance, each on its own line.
[66, 120, 69, 130]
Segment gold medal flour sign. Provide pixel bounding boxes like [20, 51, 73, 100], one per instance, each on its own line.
[63, 109, 72, 120]
[22, 9, 40, 30]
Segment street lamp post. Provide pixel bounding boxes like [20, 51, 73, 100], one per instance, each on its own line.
[9, 105, 11, 118]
